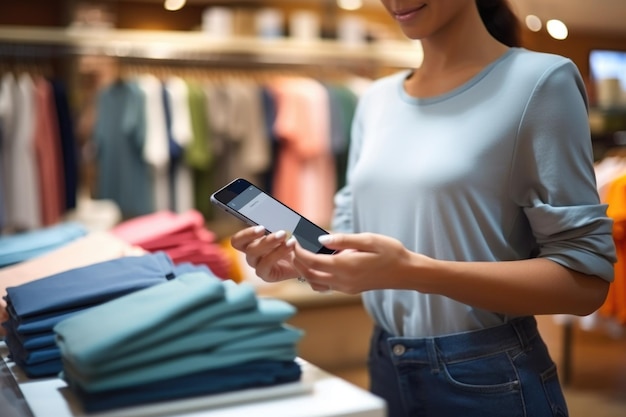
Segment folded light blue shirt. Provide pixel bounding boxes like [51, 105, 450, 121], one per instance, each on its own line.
[0, 222, 87, 267]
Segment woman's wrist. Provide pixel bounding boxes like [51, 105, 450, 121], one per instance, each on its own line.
[395, 250, 440, 293]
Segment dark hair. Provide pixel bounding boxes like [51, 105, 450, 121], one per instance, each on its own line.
[476, 0, 521, 47]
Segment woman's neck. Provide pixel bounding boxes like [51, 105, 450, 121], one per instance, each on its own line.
[404, 13, 510, 99]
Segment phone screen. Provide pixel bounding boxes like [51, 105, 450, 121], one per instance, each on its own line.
[211, 178, 335, 254]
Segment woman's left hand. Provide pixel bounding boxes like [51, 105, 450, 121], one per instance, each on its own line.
[292, 232, 415, 294]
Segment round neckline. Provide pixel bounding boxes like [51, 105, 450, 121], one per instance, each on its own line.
[397, 47, 519, 105]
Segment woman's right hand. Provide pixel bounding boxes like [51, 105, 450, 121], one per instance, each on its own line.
[230, 225, 298, 282]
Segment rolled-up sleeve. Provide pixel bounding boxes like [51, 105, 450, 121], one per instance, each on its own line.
[512, 60, 616, 282]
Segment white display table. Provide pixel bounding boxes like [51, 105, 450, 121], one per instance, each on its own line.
[0, 344, 386, 417]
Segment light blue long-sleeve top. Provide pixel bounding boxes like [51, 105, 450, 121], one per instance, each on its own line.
[332, 47, 616, 338]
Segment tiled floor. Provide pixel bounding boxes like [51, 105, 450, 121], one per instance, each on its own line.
[334, 315, 626, 417]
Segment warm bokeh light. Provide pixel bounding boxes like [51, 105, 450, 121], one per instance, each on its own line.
[546, 19, 568, 40]
[525, 14, 542, 32]
[164, 0, 186, 12]
[337, 0, 363, 11]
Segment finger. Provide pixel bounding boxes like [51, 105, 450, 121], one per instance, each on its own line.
[255, 239, 297, 280]
[292, 241, 337, 274]
[292, 249, 332, 285]
[308, 282, 333, 293]
[240, 229, 290, 263]
[318, 233, 378, 253]
[230, 225, 266, 252]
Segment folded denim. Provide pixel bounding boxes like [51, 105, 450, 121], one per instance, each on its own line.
[13, 356, 62, 378]
[67, 359, 302, 413]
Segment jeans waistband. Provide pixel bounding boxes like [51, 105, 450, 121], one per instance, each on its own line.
[385, 316, 539, 364]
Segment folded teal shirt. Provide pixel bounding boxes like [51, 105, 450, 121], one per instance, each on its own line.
[210, 297, 298, 327]
[54, 272, 303, 392]
[63, 325, 303, 392]
[89, 324, 278, 376]
[54, 272, 226, 366]
[77, 292, 298, 376]
[99, 279, 260, 361]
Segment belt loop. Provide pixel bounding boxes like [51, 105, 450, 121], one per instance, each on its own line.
[426, 338, 440, 373]
[510, 316, 534, 350]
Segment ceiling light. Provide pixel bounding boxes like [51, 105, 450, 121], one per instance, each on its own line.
[337, 0, 363, 11]
[164, 0, 186, 12]
[546, 19, 568, 40]
[525, 15, 542, 32]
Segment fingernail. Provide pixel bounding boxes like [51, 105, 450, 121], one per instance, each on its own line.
[318, 235, 332, 244]
[253, 225, 265, 233]
[286, 236, 297, 247]
[274, 230, 286, 240]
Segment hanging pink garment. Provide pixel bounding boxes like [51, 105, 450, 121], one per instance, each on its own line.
[33, 76, 65, 226]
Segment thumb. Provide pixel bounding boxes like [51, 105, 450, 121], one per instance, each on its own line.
[318, 233, 377, 253]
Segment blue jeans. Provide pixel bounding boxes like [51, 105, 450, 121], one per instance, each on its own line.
[368, 317, 568, 417]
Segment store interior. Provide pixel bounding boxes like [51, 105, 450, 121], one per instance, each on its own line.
[1, 1, 625, 416]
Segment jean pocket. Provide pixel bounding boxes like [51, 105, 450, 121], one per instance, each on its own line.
[541, 364, 569, 417]
[441, 352, 521, 394]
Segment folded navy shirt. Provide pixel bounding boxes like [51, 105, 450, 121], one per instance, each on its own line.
[2, 254, 212, 378]
[5, 252, 176, 323]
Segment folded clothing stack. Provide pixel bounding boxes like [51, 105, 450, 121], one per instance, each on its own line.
[0, 231, 143, 336]
[2, 252, 212, 378]
[0, 221, 87, 268]
[54, 273, 303, 413]
[110, 210, 232, 280]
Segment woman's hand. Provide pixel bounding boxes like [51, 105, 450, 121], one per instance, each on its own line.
[292, 232, 416, 294]
[230, 226, 299, 282]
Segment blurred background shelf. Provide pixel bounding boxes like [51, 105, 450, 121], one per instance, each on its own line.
[0, 25, 422, 68]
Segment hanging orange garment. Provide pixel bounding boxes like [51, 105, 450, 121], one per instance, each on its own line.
[602, 220, 626, 324]
[601, 173, 626, 324]
[219, 238, 243, 283]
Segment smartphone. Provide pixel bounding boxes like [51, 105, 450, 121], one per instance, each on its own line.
[210, 178, 336, 255]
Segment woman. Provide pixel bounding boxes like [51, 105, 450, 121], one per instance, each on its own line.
[231, 1, 616, 416]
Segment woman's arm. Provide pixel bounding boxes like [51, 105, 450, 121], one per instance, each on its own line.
[411, 254, 610, 317]
[292, 233, 611, 317]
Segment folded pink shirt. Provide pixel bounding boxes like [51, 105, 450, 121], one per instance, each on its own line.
[110, 210, 229, 280]
[110, 210, 208, 247]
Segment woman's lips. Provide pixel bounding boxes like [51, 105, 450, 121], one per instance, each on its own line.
[393, 4, 427, 22]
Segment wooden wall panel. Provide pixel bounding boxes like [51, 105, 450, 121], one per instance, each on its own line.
[0, 0, 68, 27]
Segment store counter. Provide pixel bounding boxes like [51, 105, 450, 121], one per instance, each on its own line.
[0, 343, 386, 417]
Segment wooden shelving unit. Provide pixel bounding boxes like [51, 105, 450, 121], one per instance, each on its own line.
[0, 25, 422, 69]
